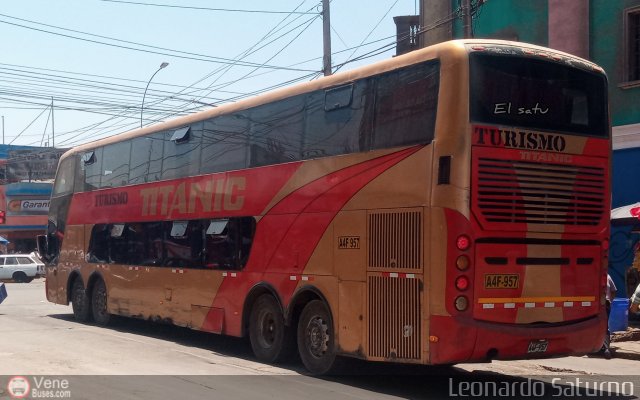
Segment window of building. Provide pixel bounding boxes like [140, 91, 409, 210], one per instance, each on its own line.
[625, 6, 640, 83]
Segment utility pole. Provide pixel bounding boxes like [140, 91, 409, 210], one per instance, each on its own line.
[1, 116, 4, 145]
[51, 97, 55, 148]
[462, 0, 473, 38]
[322, 0, 332, 76]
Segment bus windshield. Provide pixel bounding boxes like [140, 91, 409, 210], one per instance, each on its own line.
[470, 52, 608, 137]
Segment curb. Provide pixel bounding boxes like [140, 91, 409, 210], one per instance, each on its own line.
[610, 348, 640, 361]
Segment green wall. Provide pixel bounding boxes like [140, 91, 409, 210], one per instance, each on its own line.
[591, 0, 640, 126]
[454, 0, 548, 45]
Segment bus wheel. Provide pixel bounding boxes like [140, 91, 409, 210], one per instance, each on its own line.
[91, 279, 110, 326]
[249, 294, 294, 363]
[71, 279, 91, 322]
[297, 300, 336, 375]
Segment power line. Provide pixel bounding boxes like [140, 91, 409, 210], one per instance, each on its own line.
[0, 13, 316, 72]
[146, 1, 320, 119]
[99, 0, 319, 15]
[9, 105, 50, 145]
[333, 0, 400, 73]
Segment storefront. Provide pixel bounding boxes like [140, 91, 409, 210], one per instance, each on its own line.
[0, 182, 52, 253]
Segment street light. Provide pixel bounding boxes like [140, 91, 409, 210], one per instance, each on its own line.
[141, 62, 169, 128]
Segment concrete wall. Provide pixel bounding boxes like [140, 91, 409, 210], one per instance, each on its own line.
[548, 0, 589, 58]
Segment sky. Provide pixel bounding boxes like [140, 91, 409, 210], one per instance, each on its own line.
[0, 0, 417, 149]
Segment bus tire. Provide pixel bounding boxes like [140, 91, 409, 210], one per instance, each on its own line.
[249, 294, 294, 363]
[297, 300, 336, 375]
[91, 279, 110, 326]
[71, 278, 91, 322]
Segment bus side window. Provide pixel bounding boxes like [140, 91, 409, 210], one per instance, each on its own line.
[371, 61, 439, 150]
[88, 224, 110, 263]
[204, 217, 256, 270]
[163, 220, 204, 269]
[141, 222, 164, 266]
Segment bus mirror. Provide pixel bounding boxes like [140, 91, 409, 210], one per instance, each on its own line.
[36, 235, 50, 263]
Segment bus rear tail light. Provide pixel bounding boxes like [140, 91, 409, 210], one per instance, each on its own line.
[456, 255, 470, 271]
[455, 276, 469, 291]
[454, 296, 469, 311]
[456, 235, 471, 251]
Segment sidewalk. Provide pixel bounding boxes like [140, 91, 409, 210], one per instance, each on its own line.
[610, 326, 640, 360]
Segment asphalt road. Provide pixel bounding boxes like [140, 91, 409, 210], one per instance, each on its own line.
[0, 280, 638, 400]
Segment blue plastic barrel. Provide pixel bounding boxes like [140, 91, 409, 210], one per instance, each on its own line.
[609, 298, 629, 332]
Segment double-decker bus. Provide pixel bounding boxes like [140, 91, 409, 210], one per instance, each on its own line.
[39, 39, 610, 374]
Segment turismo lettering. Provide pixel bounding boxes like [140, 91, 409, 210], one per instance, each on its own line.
[474, 127, 566, 152]
[140, 176, 246, 217]
[95, 192, 128, 207]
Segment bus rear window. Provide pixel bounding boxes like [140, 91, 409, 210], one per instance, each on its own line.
[470, 53, 608, 137]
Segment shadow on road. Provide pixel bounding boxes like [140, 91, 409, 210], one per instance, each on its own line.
[46, 313, 637, 399]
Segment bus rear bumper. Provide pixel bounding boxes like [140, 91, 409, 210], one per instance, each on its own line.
[429, 313, 607, 365]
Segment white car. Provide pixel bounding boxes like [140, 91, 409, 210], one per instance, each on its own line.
[0, 254, 45, 283]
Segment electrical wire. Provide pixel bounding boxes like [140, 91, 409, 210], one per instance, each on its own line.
[0, 13, 316, 72]
[99, 0, 319, 15]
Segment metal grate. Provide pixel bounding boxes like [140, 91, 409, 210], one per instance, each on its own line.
[368, 210, 422, 269]
[368, 275, 421, 360]
[475, 158, 606, 226]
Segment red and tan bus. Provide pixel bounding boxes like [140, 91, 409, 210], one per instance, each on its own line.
[39, 39, 610, 374]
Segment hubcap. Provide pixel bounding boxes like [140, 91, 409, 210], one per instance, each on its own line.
[259, 311, 276, 347]
[306, 315, 329, 358]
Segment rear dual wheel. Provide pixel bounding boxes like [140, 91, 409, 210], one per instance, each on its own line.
[71, 277, 110, 325]
[91, 279, 110, 326]
[71, 279, 91, 322]
[297, 300, 336, 375]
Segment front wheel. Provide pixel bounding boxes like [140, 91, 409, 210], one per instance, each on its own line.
[297, 300, 336, 375]
[71, 278, 91, 322]
[91, 279, 110, 326]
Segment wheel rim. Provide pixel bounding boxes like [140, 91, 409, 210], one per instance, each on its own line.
[305, 315, 329, 359]
[258, 310, 277, 348]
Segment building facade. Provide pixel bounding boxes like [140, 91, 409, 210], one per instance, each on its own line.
[0, 145, 64, 253]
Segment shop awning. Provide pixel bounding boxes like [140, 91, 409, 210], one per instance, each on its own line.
[611, 202, 640, 226]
